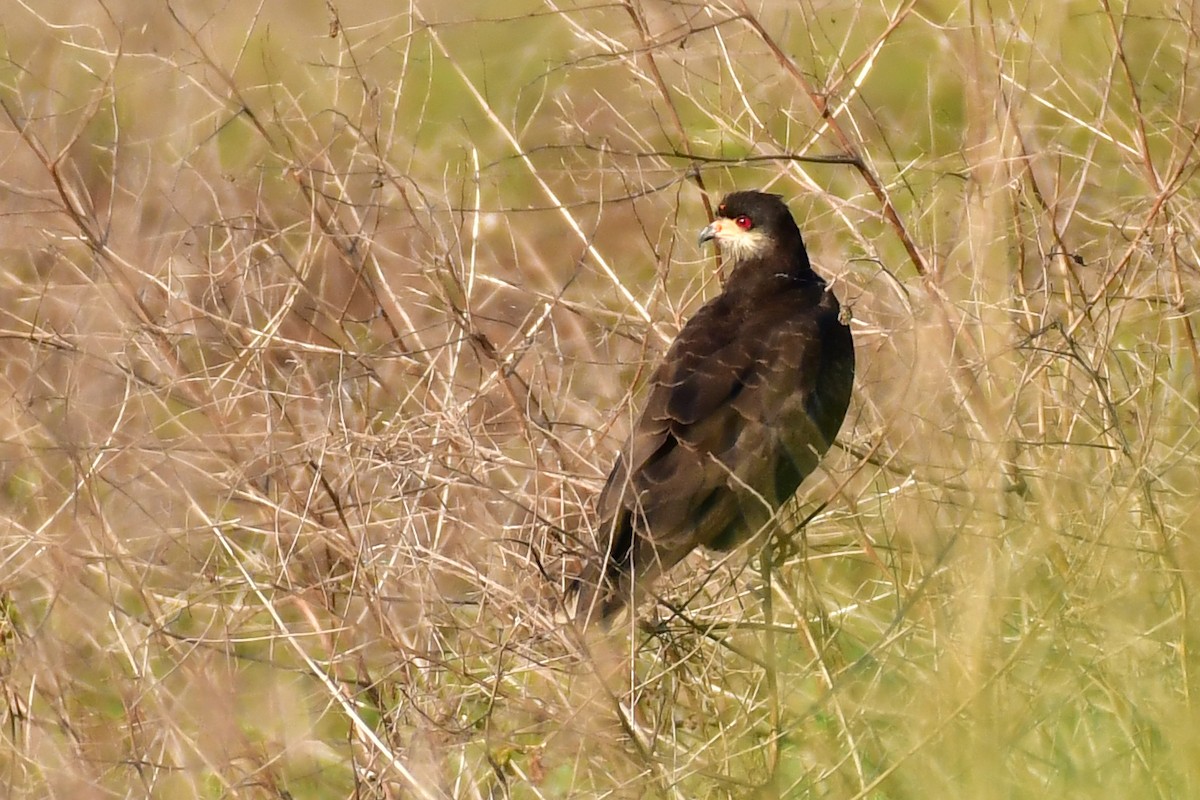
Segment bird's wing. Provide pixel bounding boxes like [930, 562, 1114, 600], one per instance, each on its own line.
[598, 293, 835, 574]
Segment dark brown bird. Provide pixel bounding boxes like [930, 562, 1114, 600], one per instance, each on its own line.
[573, 191, 855, 623]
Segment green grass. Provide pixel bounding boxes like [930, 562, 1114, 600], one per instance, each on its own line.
[0, 0, 1198, 797]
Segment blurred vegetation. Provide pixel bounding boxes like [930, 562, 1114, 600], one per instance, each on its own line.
[1, 0, 1199, 797]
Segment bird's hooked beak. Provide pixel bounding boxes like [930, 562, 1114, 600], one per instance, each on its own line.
[698, 219, 724, 247]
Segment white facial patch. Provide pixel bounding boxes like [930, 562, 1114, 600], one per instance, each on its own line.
[718, 227, 769, 262]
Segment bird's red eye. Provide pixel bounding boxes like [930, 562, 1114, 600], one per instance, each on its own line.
[734, 215, 752, 230]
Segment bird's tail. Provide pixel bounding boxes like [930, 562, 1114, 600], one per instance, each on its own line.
[567, 558, 627, 626]
[567, 517, 638, 626]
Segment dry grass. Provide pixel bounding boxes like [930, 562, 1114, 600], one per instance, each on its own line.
[1, 0, 1199, 797]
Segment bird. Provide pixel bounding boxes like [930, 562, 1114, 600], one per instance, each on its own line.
[572, 190, 855, 624]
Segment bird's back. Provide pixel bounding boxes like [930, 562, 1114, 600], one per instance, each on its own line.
[581, 272, 853, 620]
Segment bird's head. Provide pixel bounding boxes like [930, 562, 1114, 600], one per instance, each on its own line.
[698, 191, 806, 266]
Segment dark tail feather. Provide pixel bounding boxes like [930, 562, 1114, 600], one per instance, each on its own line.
[568, 558, 627, 626]
[568, 512, 638, 625]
